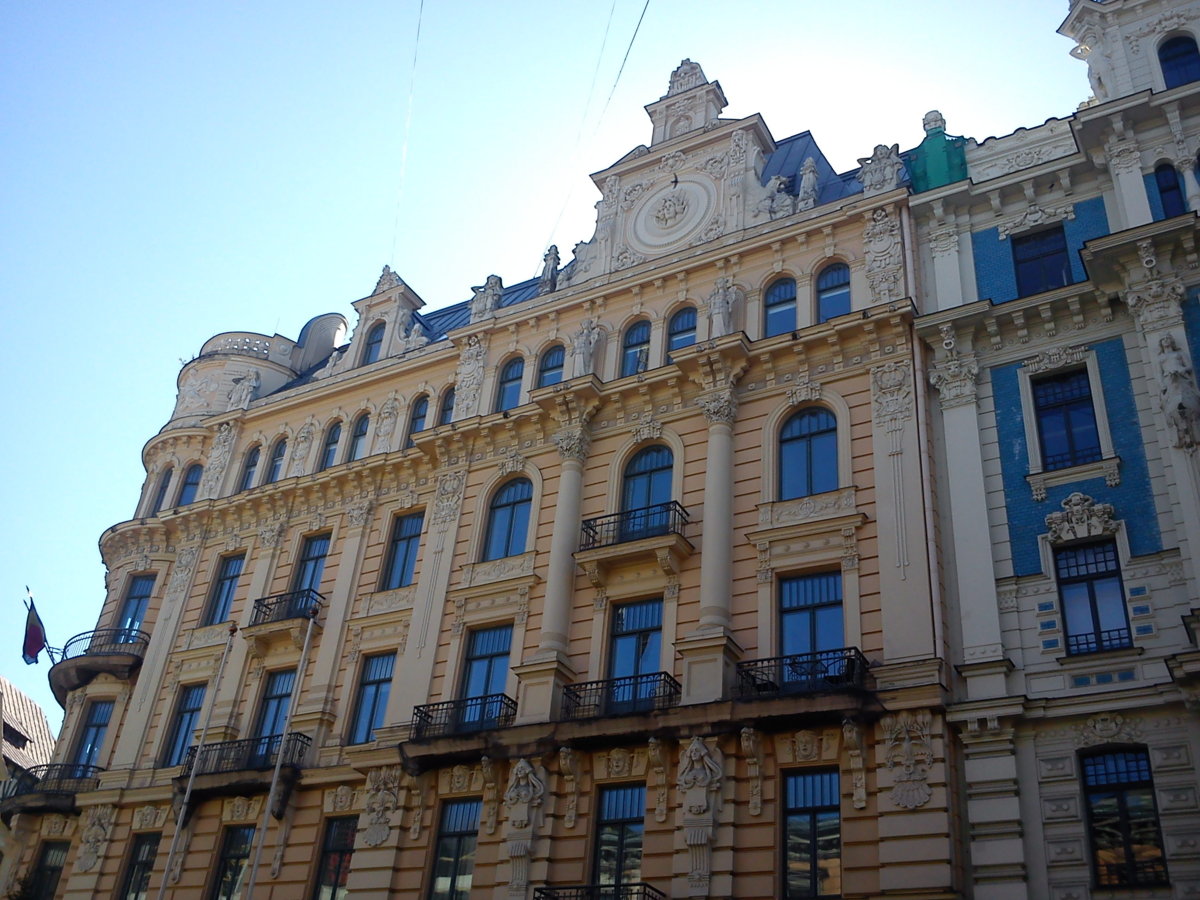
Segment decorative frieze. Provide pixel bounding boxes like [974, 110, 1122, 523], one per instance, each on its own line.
[1075, 712, 1140, 748]
[1022, 345, 1088, 375]
[1044, 492, 1119, 543]
[882, 709, 934, 809]
[757, 487, 856, 527]
[997, 203, 1075, 239]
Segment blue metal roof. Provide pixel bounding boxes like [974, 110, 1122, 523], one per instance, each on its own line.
[761, 131, 866, 206]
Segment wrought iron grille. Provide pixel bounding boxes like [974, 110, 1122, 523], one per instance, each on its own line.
[6, 763, 102, 798]
[57, 628, 150, 662]
[579, 501, 688, 551]
[248, 589, 323, 627]
[182, 732, 310, 776]
[1066, 627, 1132, 655]
[533, 884, 667, 900]
[735, 647, 867, 699]
[410, 693, 517, 740]
[560, 672, 681, 720]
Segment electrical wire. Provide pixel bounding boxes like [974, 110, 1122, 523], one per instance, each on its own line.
[390, 0, 425, 264]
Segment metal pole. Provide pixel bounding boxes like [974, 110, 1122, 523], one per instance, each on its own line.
[243, 605, 319, 898]
[156, 622, 239, 900]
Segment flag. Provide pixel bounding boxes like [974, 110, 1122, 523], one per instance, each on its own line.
[22, 597, 46, 665]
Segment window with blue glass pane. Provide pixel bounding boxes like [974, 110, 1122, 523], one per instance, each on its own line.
[266, 438, 287, 483]
[73, 700, 113, 767]
[119, 574, 155, 634]
[205, 553, 244, 625]
[1032, 369, 1102, 470]
[149, 467, 173, 515]
[211, 825, 254, 900]
[1160, 34, 1200, 89]
[784, 770, 841, 899]
[162, 683, 206, 766]
[361, 321, 386, 365]
[430, 799, 481, 900]
[667, 307, 697, 358]
[318, 421, 341, 471]
[1013, 226, 1071, 297]
[251, 669, 295, 765]
[537, 345, 565, 388]
[407, 396, 429, 448]
[1155, 163, 1187, 218]
[780, 408, 837, 499]
[621, 446, 673, 541]
[238, 446, 261, 491]
[118, 832, 160, 900]
[779, 573, 844, 691]
[482, 479, 532, 560]
[459, 625, 512, 730]
[177, 464, 203, 506]
[438, 388, 456, 426]
[595, 784, 646, 887]
[620, 321, 651, 377]
[381, 512, 423, 590]
[1082, 749, 1168, 887]
[608, 599, 662, 714]
[764, 278, 797, 337]
[348, 652, 395, 744]
[293, 533, 331, 593]
[495, 358, 524, 412]
[816, 264, 850, 323]
[348, 414, 370, 461]
[1056, 541, 1131, 655]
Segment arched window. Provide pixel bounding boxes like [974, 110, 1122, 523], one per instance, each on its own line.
[438, 388, 456, 426]
[348, 414, 370, 461]
[1155, 163, 1187, 218]
[667, 307, 697, 359]
[1160, 34, 1200, 89]
[780, 408, 838, 499]
[764, 278, 797, 337]
[496, 358, 524, 412]
[238, 446, 261, 492]
[318, 422, 341, 471]
[177, 464, 203, 506]
[266, 438, 287, 484]
[621, 445, 674, 540]
[537, 345, 565, 388]
[620, 321, 651, 377]
[816, 263, 851, 323]
[482, 478, 533, 560]
[362, 322, 386, 365]
[149, 467, 173, 515]
[406, 395, 429, 449]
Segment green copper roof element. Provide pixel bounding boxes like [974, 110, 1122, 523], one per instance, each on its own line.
[907, 114, 968, 193]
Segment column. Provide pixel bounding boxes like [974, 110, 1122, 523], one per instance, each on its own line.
[1105, 136, 1153, 229]
[1178, 153, 1200, 213]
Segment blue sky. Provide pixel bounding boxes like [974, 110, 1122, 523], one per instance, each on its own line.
[0, 1, 1089, 732]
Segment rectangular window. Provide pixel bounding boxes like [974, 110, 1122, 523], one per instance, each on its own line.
[210, 825, 255, 900]
[30, 841, 69, 900]
[162, 684, 206, 767]
[118, 832, 161, 900]
[119, 574, 156, 635]
[73, 699, 114, 768]
[380, 513, 424, 590]
[251, 669, 296, 766]
[429, 799, 480, 900]
[608, 599, 662, 715]
[1032, 370, 1102, 470]
[348, 652, 395, 744]
[594, 784, 645, 887]
[312, 816, 357, 900]
[1082, 750, 1168, 887]
[1056, 541, 1131, 655]
[784, 770, 841, 899]
[205, 554, 245, 626]
[293, 533, 331, 594]
[458, 626, 512, 730]
[1013, 225, 1071, 297]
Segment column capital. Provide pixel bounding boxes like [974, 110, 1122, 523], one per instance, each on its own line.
[696, 389, 738, 426]
[551, 424, 591, 462]
[928, 352, 979, 410]
[1124, 274, 1186, 331]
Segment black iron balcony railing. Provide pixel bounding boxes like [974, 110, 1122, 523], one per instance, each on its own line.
[1066, 627, 1133, 656]
[579, 501, 688, 551]
[182, 732, 310, 776]
[534, 884, 668, 900]
[411, 693, 517, 740]
[248, 589, 323, 627]
[5, 763, 103, 799]
[560, 672, 682, 721]
[735, 647, 867, 699]
[57, 628, 150, 662]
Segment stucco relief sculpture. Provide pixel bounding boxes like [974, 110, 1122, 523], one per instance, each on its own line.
[539, 245, 559, 294]
[175, 370, 218, 415]
[1157, 333, 1200, 450]
[648, 737, 669, 823]
[558, 747, 579, 829]
[697, 389, 738, 426]
[76, 805, 115, 872]
[740, 727, 763, 816]
[796, 157, 819, 210]
[753, 174, 793, 220]
[288, 423, 313, 476]
[668, 58, 707, 95]
[362, 766, 400, 847]
[882, 710, 934, 809]
[653, 192, 690, 228]
[454, 335, 487, 418]
[842, 719, 868, 809]
[552, 425, 591, 462]
[373, 264, 402, 294]
[227, 369, 260, 411]
[198, 423, 235, 498]
[503, 759, 545, 895]
[375, 397, 400, 452]
[856, 144, 904, 195]
[1045, 492, 1119, 543]
[469, 274, 503, 321]
[928, 353, 979, 409]
[707, 277, 735, 337]
[571, 318, 601, 377]
[864, 208, 904, 302]
[677, 736, 723, 894]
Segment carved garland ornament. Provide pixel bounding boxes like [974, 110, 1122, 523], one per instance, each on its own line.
[882, 709, 934, 809]
[362, 766, 401, 847]
[1044, 492, 1119, 544]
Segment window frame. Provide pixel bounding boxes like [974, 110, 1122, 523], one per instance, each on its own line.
[149, 467, 174, 516]
[381, 512, 424, 590]
[73, 699, 114, 768]
[311, 816, 357, 900]
[347, 652, 396, 745]
[161, 682, 207, 767]
[177, 463, 203, 506]
[292, 533, 331, 594]
[495, 357, 525, 412]
[1012, 224, 1072, 298]
[779, 572, 845, 660]
[29, 841, 70, 900]
[238, 446, 261, 492]
[318, 421, 342, 472]
[428, 798, 482, 900]
[764, 277, 798, 338]
[619, 320, 651, 378]
[815, 263, 851, 324]
[1055, 540, 1132, 656]
[1159, 33, 1200, 90]
[1154, 162, 1187, 218]
[481, 478, 533, 561]
[117, 831, 161, 900]
[209, 825, 255, 900]
[203, 553, 244, 626]
[593, 783, 647, 887]
[361, 321, 386, 365]
[407, 396, 429, 448]
[438, 388, 456, 426]
[1081, 748, 1168, 888]
[782, 769, 841, 899]
[1018, 353, 1116, 484]
[536, 345, 565, 388]
[779, 407, 838, 500]
[266, 438, 288, 484]
[118, 574, 156, 634]
[666, 306, 697, 359]
[348, 414, 370, 462]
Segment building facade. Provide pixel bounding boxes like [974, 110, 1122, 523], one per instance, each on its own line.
[3, 2, 1200, 898]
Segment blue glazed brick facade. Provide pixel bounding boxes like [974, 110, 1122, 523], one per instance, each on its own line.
[972, 196, 1110, 304]
[1185, 287, 1200, 373]
[992, 337, 1161, 577]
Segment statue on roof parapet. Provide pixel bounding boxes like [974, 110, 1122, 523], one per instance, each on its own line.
[857, 143, 905, 196]
[797, 158, 819, 211]
[539, 245, 559, 294]
[470, 274, 503, 321]
[667, 59, 707, 96]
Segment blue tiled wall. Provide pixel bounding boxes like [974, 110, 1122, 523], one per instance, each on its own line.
[992, 337, 1161, 576]
[972, 196, 1110, 304]
[1145, 172, 1167, 222]
[1185, 287, 1200, 373]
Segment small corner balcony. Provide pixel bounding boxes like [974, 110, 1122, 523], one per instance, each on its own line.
[410, 693, 517, 741]
[176, 733, 310, 820]
[534, 884, 667, 900]
[735, 647, 868, 701]
[560, 672, 682, 721]
[248, 588, 323, 627]
[48, 628, 150, 706]
[574, 502, 693, 579]
[0, 764, 102, 823]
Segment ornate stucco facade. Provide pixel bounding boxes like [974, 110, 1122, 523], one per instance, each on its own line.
[5, 3, 1200, 899]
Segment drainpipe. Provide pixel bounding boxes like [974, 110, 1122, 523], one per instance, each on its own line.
[157, 622, 238, 900]
[244, 605, 319, 898]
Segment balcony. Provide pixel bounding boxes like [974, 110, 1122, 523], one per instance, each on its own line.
[411, 694, 517, 741]
[0, 764, 102, 823]
[248, 589, 323, 627]
[48, 628, 150, 706]
[560, 672, 682, 721]
[176, 733, 310, 821]
[735, 647, 867, 700]
[579, 501, 688, 551]
[534, 885, 667, 900]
